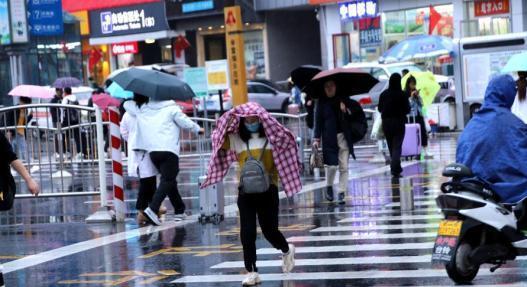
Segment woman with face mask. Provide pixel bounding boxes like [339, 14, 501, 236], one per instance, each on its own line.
[202, 102, 302, 286]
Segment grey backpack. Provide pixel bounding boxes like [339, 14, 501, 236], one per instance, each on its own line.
[240, 140, 270, 194]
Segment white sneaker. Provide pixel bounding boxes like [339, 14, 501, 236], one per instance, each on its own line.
[143, 207, 162, 226]
[174, 213, 187, 222]
[241, 272, 261, 286]
[282, 243, 295, 273]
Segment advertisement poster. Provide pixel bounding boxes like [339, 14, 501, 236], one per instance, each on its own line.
[0, 0, 10, 45]
[9, 0, 28, 43]
[358, 16, 381, 47]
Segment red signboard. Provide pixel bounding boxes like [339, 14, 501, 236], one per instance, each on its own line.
[474, 0, 509, 17]
[62, 0, 160, 13]
[111, 42, 139, 55]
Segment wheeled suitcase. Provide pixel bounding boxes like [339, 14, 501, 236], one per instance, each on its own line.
[402, 120, 422, 159]
[198, 175, 224, 224]
[197, 135, 225, 224]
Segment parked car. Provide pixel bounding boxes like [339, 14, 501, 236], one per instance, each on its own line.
[345, 61, 455, 103]
[350, 80, 388, 110]
[196, 81, 290, 113]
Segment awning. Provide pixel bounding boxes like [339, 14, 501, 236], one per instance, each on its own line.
[89, 30, 177, 45]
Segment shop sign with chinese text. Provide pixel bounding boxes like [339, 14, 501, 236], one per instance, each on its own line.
[358, 16, 381, 47]
[339, 0, 377, 21]
[111, 42, 138, 55]
[27, 0, 64, 36]
[89, 1, 169, 38]
[475, 0, 509, 17]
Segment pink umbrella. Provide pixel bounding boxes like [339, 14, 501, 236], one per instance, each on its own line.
[8, 85, 54, 99]
[92, 93, 121, 109]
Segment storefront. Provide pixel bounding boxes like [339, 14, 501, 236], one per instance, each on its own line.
[461, 0, 511, 37]
[167, 0, 268, 80]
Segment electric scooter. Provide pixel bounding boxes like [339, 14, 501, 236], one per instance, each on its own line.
[433, 163, 527, 284]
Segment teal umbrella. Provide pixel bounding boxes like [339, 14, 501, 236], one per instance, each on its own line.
[502, 52, 527, 73]
[107, 82, 133, 99]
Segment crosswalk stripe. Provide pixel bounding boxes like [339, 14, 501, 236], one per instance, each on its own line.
[211, 254, 433, 269]
[288, 232, 437, 242]
[310, 223, 439, 233]
[338, 214, 442, 223]
[256, 242, 434, 255]
[172, 267, 522, 283]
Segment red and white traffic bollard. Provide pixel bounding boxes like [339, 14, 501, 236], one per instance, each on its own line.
[109, 107, 126, 221]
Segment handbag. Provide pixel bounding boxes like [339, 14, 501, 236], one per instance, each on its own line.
[371, 109, 384, 140]
[309, 146, 324, 170]
[0, 170, 16, 211]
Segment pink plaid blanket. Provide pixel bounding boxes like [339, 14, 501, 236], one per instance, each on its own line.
[201, 102, 302, 197]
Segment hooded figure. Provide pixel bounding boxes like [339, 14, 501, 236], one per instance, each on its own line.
[457, 74, 527, 204]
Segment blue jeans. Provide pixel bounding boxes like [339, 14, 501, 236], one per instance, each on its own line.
[11, 134, 27, 161]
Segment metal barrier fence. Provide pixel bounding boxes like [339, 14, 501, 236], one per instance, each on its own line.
[0, 103, 379, 216]
[0, 104, 107, 198]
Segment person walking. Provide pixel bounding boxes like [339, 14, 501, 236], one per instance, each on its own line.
[50, 88, 63, 157]
[61, 87, 82, 158]
[1, 132, 39, 198]
[124, 94, 203, 225]
[6, 97, 32, 161]
[312, 80, 362, 204]
[120, 110, 166, 224]
[378, 73, 411, 177]
[512, 71, 527, 124]
[404, 75, 430, 157]
[202, 102, 301, 286]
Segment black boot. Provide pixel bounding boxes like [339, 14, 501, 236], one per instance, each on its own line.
[338, 193, 346, 205]
[325, 186, 334, 202]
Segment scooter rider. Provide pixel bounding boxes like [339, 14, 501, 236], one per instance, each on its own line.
[456, 74, 527, 225]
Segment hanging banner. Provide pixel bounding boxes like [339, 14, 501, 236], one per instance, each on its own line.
[27, 0, 64, 36]
[224, 6, 248, 106]
[9, 0, 29, 43]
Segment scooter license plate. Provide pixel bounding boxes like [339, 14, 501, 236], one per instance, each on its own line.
[437, 220, 462, 236]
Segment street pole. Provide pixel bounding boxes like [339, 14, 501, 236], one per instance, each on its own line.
[218, 89, 224, 114]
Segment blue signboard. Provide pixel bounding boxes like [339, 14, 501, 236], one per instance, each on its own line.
[27, 0, 64, 36]
[182, 0, 214, 13]
[339, 0, 378, 21]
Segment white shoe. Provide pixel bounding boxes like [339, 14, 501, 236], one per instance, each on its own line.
[282, 243, 295, 273]
[143, 207, 162, 226]
[174, 213, 187, 222]
[242, 272, 261, 286]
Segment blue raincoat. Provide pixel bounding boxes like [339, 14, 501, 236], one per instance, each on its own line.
[456, 74, 527, 204]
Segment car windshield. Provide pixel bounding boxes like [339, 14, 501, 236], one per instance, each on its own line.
[386, 65, 423, 75]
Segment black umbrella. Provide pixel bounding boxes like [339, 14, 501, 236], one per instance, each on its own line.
[290, 65, 322, 90]
[305, 67, 379, 99]
[110, 68, 196, 101]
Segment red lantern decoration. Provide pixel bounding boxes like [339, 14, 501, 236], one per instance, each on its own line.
[174, 35, 191, 58]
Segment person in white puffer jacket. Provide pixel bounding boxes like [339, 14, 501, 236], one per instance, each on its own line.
[124, 94, 204, 225]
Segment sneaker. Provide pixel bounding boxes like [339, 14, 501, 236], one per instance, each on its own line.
[282, 243, 295, 273]
[174, 213, 187, 222]
[338, 193, 346, 205]
[325, 186, 334, 202]
[143, 207, 162, 226]
[242, 272, 261, 286]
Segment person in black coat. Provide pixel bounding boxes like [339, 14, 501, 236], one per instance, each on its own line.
[0, 132, 39, 197]
[313, 80, 365, 204]
[378, 73, 411, 177]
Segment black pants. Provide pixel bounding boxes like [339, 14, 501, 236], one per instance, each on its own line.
[62, 128, 81, 154]
[136, 176, 157, 210]
[237, 185, 289, 272]
[149, 152, 185, 214]
[407, 115, 428, 147]
[383, 118, 405, 176]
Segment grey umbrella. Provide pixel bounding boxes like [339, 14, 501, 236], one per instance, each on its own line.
[110, 68, 196, 101]
[53, 77, 82, 88]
